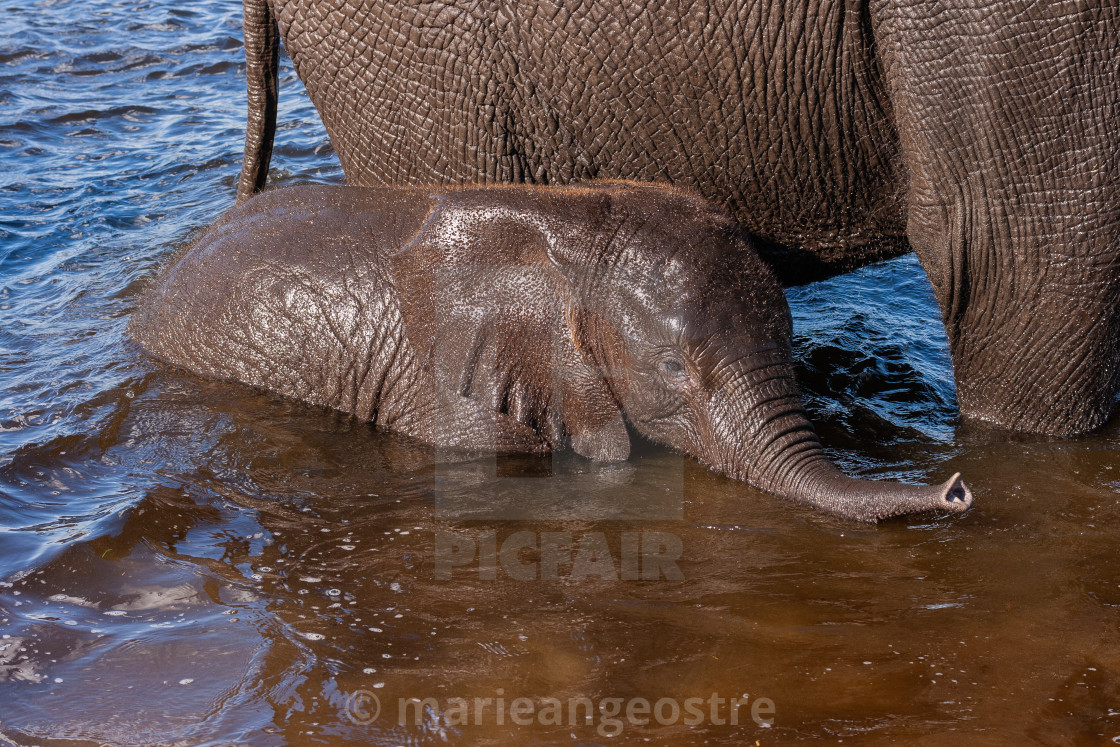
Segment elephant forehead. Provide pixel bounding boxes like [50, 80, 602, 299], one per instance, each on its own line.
[605, 257, 753, 307]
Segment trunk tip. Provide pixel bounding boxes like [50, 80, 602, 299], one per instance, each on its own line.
[940, 472, 973, 513]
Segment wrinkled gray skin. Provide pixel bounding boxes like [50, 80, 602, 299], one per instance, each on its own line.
[237, 0, 1120, 438]
[131, 183, 971, 521]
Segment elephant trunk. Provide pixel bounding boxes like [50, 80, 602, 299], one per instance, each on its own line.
[701, 360, 972, 522]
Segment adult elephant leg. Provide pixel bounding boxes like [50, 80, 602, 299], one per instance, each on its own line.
[872, 1, 1120, 436]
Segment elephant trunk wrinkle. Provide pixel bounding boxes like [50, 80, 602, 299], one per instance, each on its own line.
[702, 368, 972, 522]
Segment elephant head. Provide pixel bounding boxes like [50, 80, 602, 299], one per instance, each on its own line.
[391, 184, 972, 522]
[558, 185, 973, 521]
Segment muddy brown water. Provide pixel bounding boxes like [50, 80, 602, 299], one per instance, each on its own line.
[2, 0, 1119, 743]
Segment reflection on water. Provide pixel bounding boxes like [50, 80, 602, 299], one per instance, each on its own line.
[1, 0, 1119, 743]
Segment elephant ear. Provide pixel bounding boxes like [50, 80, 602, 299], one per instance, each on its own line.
[541, 190, 633, 463]
[554, 299, 631, 463]
[563, 297, 635, 461]
[388, 189, 631, 462]
[387, 191, 560, 363]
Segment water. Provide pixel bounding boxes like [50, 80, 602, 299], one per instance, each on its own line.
[2, 0, 1118, 743]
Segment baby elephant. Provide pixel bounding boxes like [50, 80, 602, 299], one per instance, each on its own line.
[130, 183, 972, 522]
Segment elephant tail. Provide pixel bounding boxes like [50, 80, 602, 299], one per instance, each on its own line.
[236, 0, 279, 202]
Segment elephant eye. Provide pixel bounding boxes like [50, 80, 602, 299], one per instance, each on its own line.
[659, 358, 688, 382]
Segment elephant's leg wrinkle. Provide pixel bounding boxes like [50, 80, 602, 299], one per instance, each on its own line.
[873, 0, 1120, 436]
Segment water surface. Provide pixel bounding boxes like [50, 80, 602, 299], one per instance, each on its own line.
[2, 1, 1119, 743]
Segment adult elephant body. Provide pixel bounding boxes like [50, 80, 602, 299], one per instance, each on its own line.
[238, 0, 1120, 437]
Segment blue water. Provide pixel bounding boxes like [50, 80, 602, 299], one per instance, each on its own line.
[1, 0, 336, 567]
[2, 0, 1119, 743]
